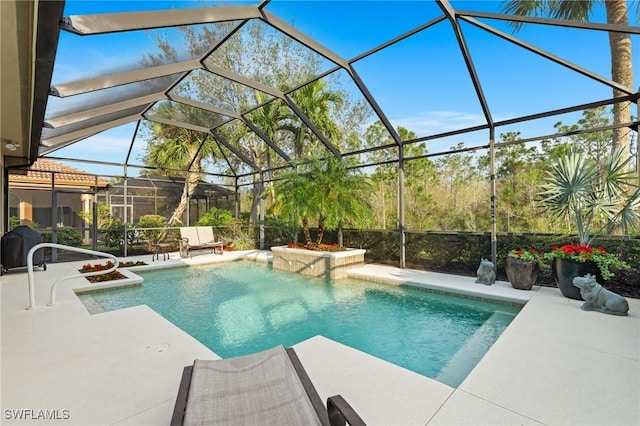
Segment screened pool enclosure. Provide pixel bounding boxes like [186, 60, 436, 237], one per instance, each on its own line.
[4, 0, 639, 267]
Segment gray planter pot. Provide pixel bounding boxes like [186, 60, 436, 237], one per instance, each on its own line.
[505, 257, 539, 290]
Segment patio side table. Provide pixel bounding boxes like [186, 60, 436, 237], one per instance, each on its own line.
[151, 242, 173, 261]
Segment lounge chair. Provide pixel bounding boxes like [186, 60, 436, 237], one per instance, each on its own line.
[179, 226, 223, 257]
[171, 345, 366, 426]
[196, 226, 224, 253]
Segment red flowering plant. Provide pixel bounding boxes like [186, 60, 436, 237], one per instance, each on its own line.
[543, 244, 629, 281]
[508, 248, 547, 268]
[79, 261, 127, 283]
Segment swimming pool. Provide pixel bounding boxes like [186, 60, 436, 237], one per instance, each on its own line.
[79, 262, 520, 387]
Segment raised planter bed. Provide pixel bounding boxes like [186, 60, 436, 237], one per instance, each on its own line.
[74, 267, 143, 294]
[271, 246, 365, 280]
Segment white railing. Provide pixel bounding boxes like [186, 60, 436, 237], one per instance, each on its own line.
[27, 243, 119, 310]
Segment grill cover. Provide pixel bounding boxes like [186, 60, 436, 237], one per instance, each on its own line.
[1, 226, 44, 270]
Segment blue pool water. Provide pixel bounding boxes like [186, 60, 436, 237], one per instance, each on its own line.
[79, 262, 520, 387]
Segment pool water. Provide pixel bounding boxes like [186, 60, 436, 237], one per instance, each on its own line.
[79, 262, 520, 387]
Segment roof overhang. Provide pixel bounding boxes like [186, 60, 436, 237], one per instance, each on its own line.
[1, 0, 64, 166]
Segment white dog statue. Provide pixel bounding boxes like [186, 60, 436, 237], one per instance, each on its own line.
[572, 274, 629, 316]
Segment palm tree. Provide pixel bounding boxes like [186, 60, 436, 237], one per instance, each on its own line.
[502, 0, 636, 162]
[270, 164, 316, 243]
[318, 156, 374, 245]
[143, 102, 219, 234]
[286, 80, 344, 160]
[270, 157, 373, 246]
[246, 92, 291, 208]
[538, 146, 640, 246]
[261, 80, 347, 233]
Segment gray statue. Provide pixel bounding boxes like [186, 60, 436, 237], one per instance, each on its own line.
[475, 258, 496, 285]
[572, 274, 629, 316]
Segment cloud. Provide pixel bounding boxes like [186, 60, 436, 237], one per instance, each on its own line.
[392, 110, 488, 136]
[55, 126, 140, 161]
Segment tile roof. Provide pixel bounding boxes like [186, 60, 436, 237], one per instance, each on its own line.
[9, 158, 109, 187]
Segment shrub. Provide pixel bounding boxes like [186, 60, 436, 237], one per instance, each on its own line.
[9, 216, 20, 230]
[9, 217, 40, 231]
[41, 226, 82, 246]
[78, 202, 112, 229]
[229, 230, 255, 250]
[101, 220, 125, 248]
[197, 207, 235, 227]
[136, 214, 167, 245]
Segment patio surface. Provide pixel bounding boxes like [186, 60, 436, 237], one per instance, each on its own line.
[1, 250, 638, 425]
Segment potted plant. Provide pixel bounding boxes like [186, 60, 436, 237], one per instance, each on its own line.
[506, 248, 547, 290]
[538, 147, 638, 299]
[543, 244, 629, 299]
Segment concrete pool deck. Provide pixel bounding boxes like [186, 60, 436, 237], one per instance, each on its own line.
[1, 249, 638, 425]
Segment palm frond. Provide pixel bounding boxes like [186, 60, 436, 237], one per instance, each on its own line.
[602, 147, 638, 199]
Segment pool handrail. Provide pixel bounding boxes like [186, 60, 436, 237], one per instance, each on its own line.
[26, 243, 119, 310]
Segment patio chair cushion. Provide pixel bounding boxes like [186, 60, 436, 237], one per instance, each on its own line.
[183, 345, 321, 426]
[196, 226, 222, 247]
[179, 227, 201, 248]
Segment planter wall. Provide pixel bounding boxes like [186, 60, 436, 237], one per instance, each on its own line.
[271, 246, 365, 280]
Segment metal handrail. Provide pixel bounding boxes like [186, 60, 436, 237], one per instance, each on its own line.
[26, 243, 119, 310]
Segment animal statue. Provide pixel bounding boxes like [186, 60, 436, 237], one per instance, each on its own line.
[572, 274, 629, 316]
[475, 258, 496, 285]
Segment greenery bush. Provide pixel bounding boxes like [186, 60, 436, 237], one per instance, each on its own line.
[262, 217, 297, 247]
[197, 207, 235, 227]
[41, 226, 82, 246]
[9, 216, 20, 230]
[9, 216, 40, 231]
[229, 229, 256, 250]
[78, 202, 112, 229]
[135, 214, 167, 246]
[100, 219, 138, 248]
[269, 157, 373, 246]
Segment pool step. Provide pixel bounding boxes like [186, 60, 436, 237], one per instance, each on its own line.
[77, 294, 106, 314]
[435, 311, 514, 387]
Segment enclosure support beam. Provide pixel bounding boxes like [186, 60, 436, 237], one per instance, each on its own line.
[489, 127, 497, 269]
[234, 177, 240, 220]
[186, 171, 191, 226]
[636, 96, 640, 177]
[259, 172, 265, 250]
[50, 173, 58, 263]
[92, 175, 99, 252]
[123, 165, 129, 258]
[398, 144, 406, 269]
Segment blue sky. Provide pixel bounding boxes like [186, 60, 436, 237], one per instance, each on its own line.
[49, 1, 640, 178]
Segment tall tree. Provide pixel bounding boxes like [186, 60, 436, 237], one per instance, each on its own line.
[286, 80, 345, 160]
[253, 79, 352, 223]
[244, 92, 291, 220]
[142, 17, 365, 226]
[552, 106, 614, 169]
[399, 130, 438, 230]
[478, 132, 546, 232]
[502, 0, 636, 163]
[363, 121, 400, 229]
[141, 101, 220, 231]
